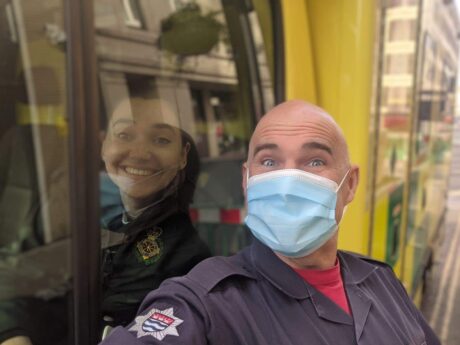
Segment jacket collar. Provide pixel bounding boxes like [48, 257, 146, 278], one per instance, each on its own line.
[250, 239, 312, 299]
[337, 251, 378, 340]
[250, 241, 379, 298]
[337, 251, 378, 285]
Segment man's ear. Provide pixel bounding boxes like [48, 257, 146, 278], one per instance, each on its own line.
[345, 165, 360, 204]
[180, 142, 191, 170]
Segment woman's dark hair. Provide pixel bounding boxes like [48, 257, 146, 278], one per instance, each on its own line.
[177, 129, 200, 209]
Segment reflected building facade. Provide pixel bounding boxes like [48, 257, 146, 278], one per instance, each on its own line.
[372, 0, 459, 294]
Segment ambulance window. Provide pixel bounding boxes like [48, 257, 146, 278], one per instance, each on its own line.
[96, 0, 275, 263]
[95, 0, 275, 339]
[0, 1, 73, 344]
[0, 0, 277, 343]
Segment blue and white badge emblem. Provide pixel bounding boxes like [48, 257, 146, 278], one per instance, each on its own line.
[129, 307, 183, 340]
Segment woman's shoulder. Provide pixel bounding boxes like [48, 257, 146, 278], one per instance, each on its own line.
[160, 212, 212, 257]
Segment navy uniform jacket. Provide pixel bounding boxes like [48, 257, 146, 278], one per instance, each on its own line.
[100, 240, 439, 345]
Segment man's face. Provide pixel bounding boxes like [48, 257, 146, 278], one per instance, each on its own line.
[102, 98, 187, 205]
[243, 101, 358, 224]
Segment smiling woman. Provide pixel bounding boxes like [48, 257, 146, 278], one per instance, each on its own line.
[98, 92, 211, 332]
[102, 98, 189, 213]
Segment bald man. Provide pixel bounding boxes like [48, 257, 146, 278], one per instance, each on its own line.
[99, 100, 440, 345]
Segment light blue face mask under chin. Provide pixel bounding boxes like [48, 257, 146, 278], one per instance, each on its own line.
[244, 168, 349, 258]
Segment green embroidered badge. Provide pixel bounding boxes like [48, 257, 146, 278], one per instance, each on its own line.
[136, 228, 163, 265]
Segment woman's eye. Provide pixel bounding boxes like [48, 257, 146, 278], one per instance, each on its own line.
[308, 159, 325, 167]
[115, 132, 131, 141]
[261, 159, 276, 167]
[154, 137, 171, 145]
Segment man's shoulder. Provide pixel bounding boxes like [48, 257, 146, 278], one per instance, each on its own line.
[171, 247, 256, 294]
[339, 250, 393, 269]
[338, 250, 398, 281]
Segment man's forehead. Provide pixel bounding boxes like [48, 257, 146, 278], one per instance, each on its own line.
[257, 101, 338, 129]
[252, 107, 341, 140]
[248, 100, 348, 157]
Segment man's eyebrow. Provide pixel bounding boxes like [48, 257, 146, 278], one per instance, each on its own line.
[302, 142, 333, 155]
[253, 143, 279, 157]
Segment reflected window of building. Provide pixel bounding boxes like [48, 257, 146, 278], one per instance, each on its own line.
[387, 0, 418, 7]
[121, 0, 144, 28]
[389, 19, 417, 41]
[384, 54, 415, 74]
[382, 87, 413, 107]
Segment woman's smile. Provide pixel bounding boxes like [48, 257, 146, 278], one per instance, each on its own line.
[123, 166, 156, 177]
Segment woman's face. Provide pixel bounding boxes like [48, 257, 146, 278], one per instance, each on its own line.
[102, 98, 188, 207]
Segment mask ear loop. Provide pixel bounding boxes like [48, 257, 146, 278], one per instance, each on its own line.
[336, 169, 351, 224]
[336, 169, 350, 192]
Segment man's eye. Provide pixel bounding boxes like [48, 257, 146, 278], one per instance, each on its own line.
[308, 159, 325, 167]
[262, 159, 276, 167]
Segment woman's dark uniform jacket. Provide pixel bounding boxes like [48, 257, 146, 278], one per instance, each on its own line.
[101, 212, 211, 326]
[101, 239, 440, 345]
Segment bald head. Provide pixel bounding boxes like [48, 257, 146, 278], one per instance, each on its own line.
[248, 100, 350, 171]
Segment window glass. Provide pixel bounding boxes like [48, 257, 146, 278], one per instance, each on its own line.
[0, 0, 275, 343]
[371, 0, 422, 267]
[96, 0, 274, 337]
[248, 9, 274, 113]
[0, 1, 72, 344]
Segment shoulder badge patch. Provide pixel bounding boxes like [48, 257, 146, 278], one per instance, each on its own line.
[129, 307, 183, 340]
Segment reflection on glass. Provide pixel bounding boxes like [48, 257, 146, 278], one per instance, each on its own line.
[376, 0, 419, 187]
[0, 1, 71, 345]
[372, 0, 459, 291]
[99, 89, 211, 331]
[95, 0, 274, 262]
[122, 0, 144, 28]
[372, 0, 421, 267]
[102, 98, 187, 212]
[0, 0, 273, 342]
[96, 0, 275, 333]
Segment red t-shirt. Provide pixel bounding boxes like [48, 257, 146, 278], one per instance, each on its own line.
[293, 259, 351, 315]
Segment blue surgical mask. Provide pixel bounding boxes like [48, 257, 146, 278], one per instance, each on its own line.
[244, 168, 349, 258]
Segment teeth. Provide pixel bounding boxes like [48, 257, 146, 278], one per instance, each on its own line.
[125, 167, 154, 176]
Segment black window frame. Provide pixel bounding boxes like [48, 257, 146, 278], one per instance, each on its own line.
[65, 0, 101, 343]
